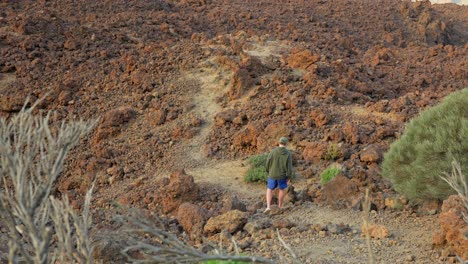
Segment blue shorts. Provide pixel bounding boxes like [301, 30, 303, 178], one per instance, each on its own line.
[267, 178, 288, 190]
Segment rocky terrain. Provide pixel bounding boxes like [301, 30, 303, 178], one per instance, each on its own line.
[0, 0, 467, 263]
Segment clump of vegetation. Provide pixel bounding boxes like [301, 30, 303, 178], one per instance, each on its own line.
[0, 101, 94, 263]
[382, 88, 468, 200]
[323, 143, 340, 161]
[244, 153, 269, 183]
[320, 166, 341, 185]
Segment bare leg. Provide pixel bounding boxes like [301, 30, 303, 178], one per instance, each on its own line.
[266, 188, 273, 209]
[278, 189, 286, 208]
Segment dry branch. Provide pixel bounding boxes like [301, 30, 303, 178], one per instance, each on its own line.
[0, 101, 94, 263]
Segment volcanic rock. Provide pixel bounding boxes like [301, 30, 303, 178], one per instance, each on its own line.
[204, 210, 248, 235]
[153, 170, 199, 215]
[433, 195, 468, 260]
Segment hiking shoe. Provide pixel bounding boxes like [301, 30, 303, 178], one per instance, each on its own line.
[263, 208, 271, 214]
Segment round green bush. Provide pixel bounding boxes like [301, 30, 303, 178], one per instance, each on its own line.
[320, 166, 341, 185]
[382, 88, 468, 200]
[244, 153, 269, 183]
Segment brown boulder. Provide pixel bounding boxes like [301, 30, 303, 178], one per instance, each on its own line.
[302, 141, 328, 163]
[177, 203, 207, 239]
[240, 53, 270, 77]
[256, 122, 291, 152]
[92, 234, 129, 263]
[94, 107, 136, 143]
[152, 109, 167, 126]
[418, 199, 441, 215]
[343, 122, 359, 145]
[287, 49, 320, 70]
[153, 170, 199, 215]
[232, 122, 263, 149]
[362, 224, 390, 239]
[221, 195, 247, 213]
[433, 195, 468, 260]
[359, 145, 382, 163]
[214, 109, 239, 127]
[204, 210, 248, 234]
[310, 110, 329, 128]
[272, 219, 296, 229]
[228, 67, 254, 100]
[318, 175, 359, 209]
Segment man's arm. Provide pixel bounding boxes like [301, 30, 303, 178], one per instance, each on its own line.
[265, 151, 273, 174]
[286, 151, 293, 179]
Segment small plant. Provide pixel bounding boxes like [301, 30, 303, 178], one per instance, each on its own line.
[320, 166, 341, 185]
[244, 153, 269, 183]
[323, 143, 340, 161]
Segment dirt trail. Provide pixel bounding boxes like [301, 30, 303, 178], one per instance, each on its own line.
[186, 159, 264, 200]
[185, 61, 231, 161]
[0, 73, 16, 92]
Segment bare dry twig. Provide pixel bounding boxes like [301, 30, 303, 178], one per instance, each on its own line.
[0, 101, 94, 263]
[117, 210, 274, 264]
[441, 160, 467, 223]
[362, 188, 375, 264]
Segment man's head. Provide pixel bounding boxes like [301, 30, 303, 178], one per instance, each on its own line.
[279, 137, 288, 146]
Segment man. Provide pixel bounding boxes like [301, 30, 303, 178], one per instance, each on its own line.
[265, 136, 293, 212]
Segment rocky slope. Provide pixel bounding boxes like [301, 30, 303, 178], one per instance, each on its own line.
[0, 0, 467, 263]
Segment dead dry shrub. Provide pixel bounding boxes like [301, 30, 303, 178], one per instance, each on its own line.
[0, 100, 94, 263]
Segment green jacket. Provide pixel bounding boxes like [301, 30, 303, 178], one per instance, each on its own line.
[266, 147, 293, 180]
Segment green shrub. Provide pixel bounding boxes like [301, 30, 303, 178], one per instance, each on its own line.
[382, 88, 468, 200]
[324, 143, 340, 161]
[244, 153, 269, 183]
[320, 166, 341, 185]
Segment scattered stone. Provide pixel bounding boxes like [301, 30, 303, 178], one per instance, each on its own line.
[318, 175, 359, 209]
[221, 195, 247, 213]
[433, 195, 468, 260]
[272, 219, 295, 229]
[327, 223, 351, 235]
[359, 144, 382, 163]
[204, 210, 248, 234]
[152, 170, 199, 214]
[177, 203, 207, 235]
[361, 224, 390, 239]
[417, 199, 441, 215]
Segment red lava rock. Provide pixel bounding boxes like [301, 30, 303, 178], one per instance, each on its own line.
[220, 195, 247, 213]
[362, 224, 390, 239]
[152, 109, 167, 126]
[256, 122, 291, 152]
[359, 144, 382, 163]
[233, 122, 263, 150]
[433, 195, 468, 260]
[94, 107, 136, 143]
[310, 110, 329, 128]
[317, 175, 359, 209]
[214, 109, 239, 127]
[153, 170, 199, 215]
[302, 141, 328, 164]
[177, 202, 207, 235]
[240, 53, 270, 77]
[228, 67, 254, 100]
[343, 122, 360, 145]
[204, 210, 248, 235]
[418, 199, 441, 215]
[272, 219, 296, 229]
[287, 49, 320, 70]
